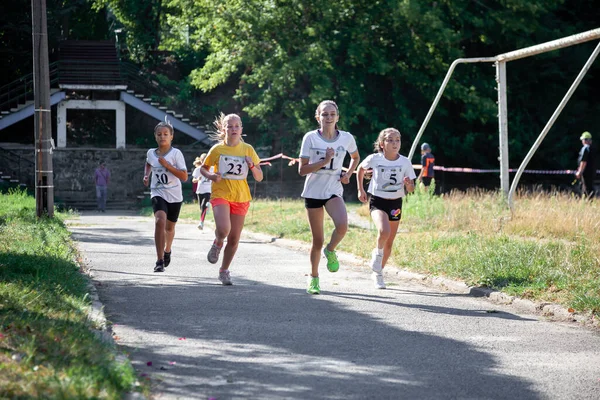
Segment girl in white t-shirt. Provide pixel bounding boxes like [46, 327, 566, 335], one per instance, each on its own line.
[298, 100, 360, 295]
[192, 153, 213, 230]
[357, 128, 415, 289]
[143, 119, 188, 273]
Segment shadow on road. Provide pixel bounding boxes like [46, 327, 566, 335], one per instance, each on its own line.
[98, 275, 539, 400]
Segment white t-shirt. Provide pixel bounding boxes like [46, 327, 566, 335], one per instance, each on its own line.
[192, 166, 213, 194]
[146, 147, 187, 203]
[360, 153, 416, 199]
[299, 130, 358, 199]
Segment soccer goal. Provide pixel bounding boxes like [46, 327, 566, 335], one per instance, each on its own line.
[408, 28, 600, 210]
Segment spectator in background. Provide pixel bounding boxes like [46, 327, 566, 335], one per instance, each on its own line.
[94, 162, 110, 212]
[192, 154, 213, 230]
[575, 131, 596, 198]
[417, 142, 435, 192]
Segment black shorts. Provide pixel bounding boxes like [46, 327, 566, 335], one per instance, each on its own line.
[421, 177, 433, 187]
[152, 196, 183, 223]
[369, 195, 403, 221]
[197, 192, 211, 208]
[304, 195, 339, 209]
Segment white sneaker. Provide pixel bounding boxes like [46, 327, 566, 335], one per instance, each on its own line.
[373, 272, 386, 289]
[197, 222, 204, 230]
[370, 249, 383, 273]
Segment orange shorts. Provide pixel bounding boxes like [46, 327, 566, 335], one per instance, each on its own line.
[210, 198, 251, 216]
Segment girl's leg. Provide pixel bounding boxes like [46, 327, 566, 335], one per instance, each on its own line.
[306, 207, 325, 277]
[381, 220, 400, 268]
[154, 210, 167, 261]
[200, 195, 209, 223]
[220, 213, 245, 271]
[196, 193, 202, 221]
[323, 196, 348, 251]
[370, 209, 391, 250]
[164, 220, 176, 253]
[212, 203, 231, 246]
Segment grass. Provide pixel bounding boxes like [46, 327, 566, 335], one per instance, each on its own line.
[173, 186, 600, 320]
[0, 189, 144, 399]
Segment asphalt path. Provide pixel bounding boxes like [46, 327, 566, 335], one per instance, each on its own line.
[66, 211, 600, 400]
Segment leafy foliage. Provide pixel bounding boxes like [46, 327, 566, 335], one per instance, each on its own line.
[3, 0, 600, 170]
[154, 0, 599, 169]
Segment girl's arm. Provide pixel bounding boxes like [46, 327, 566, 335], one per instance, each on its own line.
[157, 157, 188, 181]
[143, 163, 151, 186]
[200, 165, 221, 182]
[356, 165, 368, 203]
[298, 147, 335, 176]
[404, 176, 415, 194]
[245, 156, 263, 182]
[340, 150, 360, 184]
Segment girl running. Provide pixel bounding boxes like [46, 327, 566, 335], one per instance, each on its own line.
[191, 153, 213, 230]
[200, 113, 263, 285]
[299, 100, 360, 294]
[143, 119, 188, 272]
[356, 128, 415, 289]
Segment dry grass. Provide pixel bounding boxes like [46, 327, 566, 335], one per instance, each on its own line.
[190, 189, 599, 318]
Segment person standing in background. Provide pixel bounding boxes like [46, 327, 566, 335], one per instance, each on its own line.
[94, 162, 110, 212]
[417, 143, 435, 192]
[192, 154, 213, 230]
[575, 131, 596, 198]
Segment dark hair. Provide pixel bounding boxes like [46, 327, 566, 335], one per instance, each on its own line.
[373, 128, 401, 153]
[154, 116, 174, 135]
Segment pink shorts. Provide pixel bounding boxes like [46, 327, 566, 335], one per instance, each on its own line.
[210, 198, 250, 216]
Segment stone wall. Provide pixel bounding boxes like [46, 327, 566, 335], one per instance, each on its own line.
[0, 144, 359, 209]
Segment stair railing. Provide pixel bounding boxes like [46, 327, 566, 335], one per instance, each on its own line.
[0, 62, 59, 112]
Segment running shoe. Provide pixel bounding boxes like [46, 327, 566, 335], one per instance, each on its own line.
[163, 251, 171, 267]
[154, 260, 165, 273]
[207, 242, 222, 264]
[197, 222, 204, 230]
[307, 276, 320, 294]
[323, 247, 339, 272]
[219, 270, 232, 285]
[373, 272, 386, 289]
[370, 249, 383, 273]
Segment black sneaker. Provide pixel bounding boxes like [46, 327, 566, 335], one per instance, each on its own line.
[154, 260, 165, 273]
[163, 251, 171, 268]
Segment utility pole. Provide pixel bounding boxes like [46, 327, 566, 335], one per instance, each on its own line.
[32, 0, 54, 217]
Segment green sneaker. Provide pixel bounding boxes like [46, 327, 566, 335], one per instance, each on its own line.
[323, 247, 339, 272]
[307, 277, 320, 294]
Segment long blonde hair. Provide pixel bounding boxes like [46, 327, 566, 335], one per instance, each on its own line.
[193, 153, 207, 167]
[373, 128, 401, 153]
[209, 112, 244, 143]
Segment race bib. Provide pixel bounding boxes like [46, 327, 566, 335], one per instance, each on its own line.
[151, 167, 174, 188]
[375, 166, 403, 192]
[310, 147, 344, 175]
[219, 155, 248, 180]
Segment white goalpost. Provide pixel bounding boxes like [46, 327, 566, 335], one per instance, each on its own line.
[408, 27, 600, 209]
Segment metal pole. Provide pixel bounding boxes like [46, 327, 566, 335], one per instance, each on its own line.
[496, 28, 600, 62]
[408, 57, 496, 162]
[496, 61, 510, 198]
[508, 41, 600, 210]
[32, 0, 54, 217]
